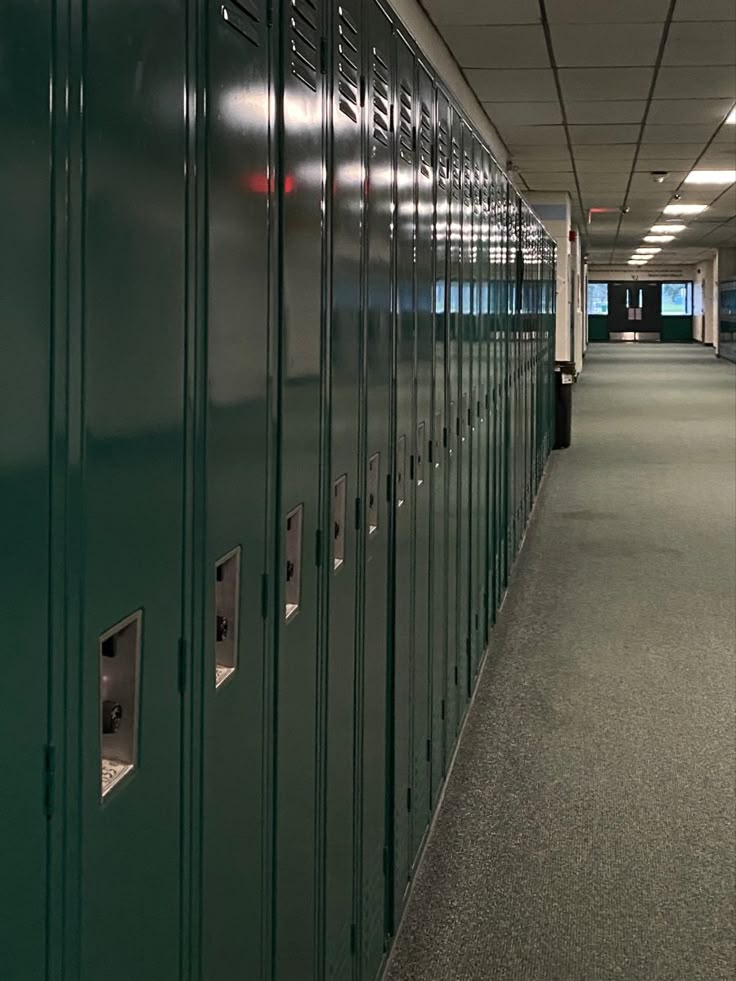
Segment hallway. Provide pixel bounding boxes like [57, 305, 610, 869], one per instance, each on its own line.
[386, 347, 736, 981]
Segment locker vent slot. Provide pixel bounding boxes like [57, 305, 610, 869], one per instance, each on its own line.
[290, 0, 319, 91]
[483, 169, 490, 213]
[220, 0, 261, 47]
[336, 5, 360, 123]
[418, 102, 432, 178]
[473, 162, 481, 213]
[451, 138, 461, 199]
[215, 547, 241, 688]
[396, 434, 407, 508]
[372, 48, 390, 145]
[398, 82, 413, 164]
[437, 120, 449, 190]
[99, 611, 142, 799]
[285, 504, 303, 620]
[333, 475, 347, 571]
[367, 453, 380, 534]
[463, 152, 472, 205]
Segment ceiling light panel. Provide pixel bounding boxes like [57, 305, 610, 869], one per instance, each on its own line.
[684, 171, 736, 184]
[727, 108, 736, 124]
[650, 224, 686, 233]
[645, 235, 675, 242]
[635, 248, 661, 253]
[663, 204, 708, 214]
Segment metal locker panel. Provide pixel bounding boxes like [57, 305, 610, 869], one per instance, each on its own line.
[490, 164, 505, 622]
[391, 29, 416, 924]
[468, 137, 483, 681]
[478, 150, 492, 649]
[430, 88, 450, 804]
[325, 1, 364, 977]
[359, 5, 394, 975]
[0, 3, 53, 975]
[75, 3, 187, 977]
[409, 59, 434, 865]
[275, 0, 327, 975]
[201, 2, 272, 977]
[443, 105, 462, 763]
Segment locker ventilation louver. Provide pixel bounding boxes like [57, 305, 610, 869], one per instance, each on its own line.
[473, 162, 481, 214]
[483, 169, 490, 213]
[220, 0, 261, 47]
[419, 102, 432, 179]
[290, 0, 319, 91]
[398, 81, 413, 164]
[451, 138, 461, 199]
[437, 120, 449, 190]
[372, 48, 390, 146]
[336, 5, 359, 123]
[463, 152, 472, 205]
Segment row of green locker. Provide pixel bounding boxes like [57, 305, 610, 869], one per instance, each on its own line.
[0, 1, 556, 980]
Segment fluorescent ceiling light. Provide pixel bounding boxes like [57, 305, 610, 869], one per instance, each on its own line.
[635, 247, 661, 254]
[684, 171, 735, 184]
[644, 235, 675, 242]
[663, 203, 707, 215]
[727, 108, 735, 124]
[650, 224, 686, 233]
[628, 259, 648, 265]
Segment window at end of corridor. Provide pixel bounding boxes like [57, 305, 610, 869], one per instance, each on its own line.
[661, 282, 693, 316]
[587, 282, 608, 315]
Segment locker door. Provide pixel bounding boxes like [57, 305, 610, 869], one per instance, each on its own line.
[201, 3, 272, 978]
[468, 140, 482, 680]
[456, 127, 472, 719]
[275, 0, 326, 976]
[430, 90, 450, 803]
[391, 30, 416, 923]
[325, 2, 364, 978]
[0, 3, 53, 976]
[444, 110, 462, 764]
[360, 7, 394, 975]
[76, 4, 187, 978]
[410, 61, 434, 864]
[479, 153, 492, 648]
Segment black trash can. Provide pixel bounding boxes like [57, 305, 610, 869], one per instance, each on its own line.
[554, 363, 575, 449]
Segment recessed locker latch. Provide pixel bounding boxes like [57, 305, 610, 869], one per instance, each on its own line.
[333, 476, 347, 572]
[285, 504, 304, 621]
[99, 611, 142, 800]
[215, 547, 241, 688]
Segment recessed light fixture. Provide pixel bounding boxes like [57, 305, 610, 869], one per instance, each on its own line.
[663, 203, 707, 215]
[650, 224, 686, 233]
[628, 259, 648, 265]
[726, 107, 736, 124]
[644, 235, 675, 242]
[684, 171, 735, 184]
[635, 248, 661, 254]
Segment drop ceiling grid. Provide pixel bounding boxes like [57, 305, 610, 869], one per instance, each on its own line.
[419, 0, 736, 264]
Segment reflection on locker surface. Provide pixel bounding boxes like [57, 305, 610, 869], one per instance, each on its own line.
[0, 2, 555, 980]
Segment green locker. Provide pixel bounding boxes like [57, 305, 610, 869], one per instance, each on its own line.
[0, 3, 53, 976]
[200, 2, 273, 978]
[410, 59, 435, 864]
[324, 1, 364, 977]
[444, 108, 462, 761]
[478, 152, 492, 648]
[274, 0, 327, 976]
[391, 29, 416, 923]
[72, 2, 188, 977]
[359, 3, 394, 975]
[430, 88, 451, 803]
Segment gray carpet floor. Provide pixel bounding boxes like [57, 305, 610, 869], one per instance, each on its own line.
[385, 346, 736, 981]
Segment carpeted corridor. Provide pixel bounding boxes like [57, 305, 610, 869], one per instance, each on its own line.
[385, 346, 736, 981]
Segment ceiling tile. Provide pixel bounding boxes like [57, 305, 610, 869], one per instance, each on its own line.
[647, 98, 735, 124]
[654, 67, 736, 99]
[466, 68, 556, 101]
[546, 0, 670, 22]
[642, 123, 716, 143]
[569, 124, 640, 144]
[573, 144, 637, 161]
[565, 100, 646, 124]
[522, 173, 575, 190]
[550, 23, 662, 67]
[482, 102, 562, 126]
[663, 22, 736, 67]
[442, 25, 548, 68]
[560, 68, 653, 101]
[674, 0, 736, 20]
[504, 125, 568, 146]
[629, 171, 688, 190]
[422, 0, 541, 25]
[636, 143, 703, 158]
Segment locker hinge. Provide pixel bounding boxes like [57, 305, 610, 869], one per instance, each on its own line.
[359, 75, 366, 107]
[386, 473, 392, 503]
[441, 699, 445, 721]
[406, 787, 412, 812]
[315, 528, 322, 567]
[443, 426, 448, 448]
[428, 439, 433, 464]
[266, 0, 272, 27]
[389, 105, 394, 132]
[426, 738, 432, 762]
[261, 573, 269, 621]
[467, 406, 472, 426]
[455, 416, 460, 436]
[454, 665, 458, 685]
[409, 455, 415, 481]
[355, 496, 362, 531]
[44, 745, 56, 819]
[350, 923, 357, 955]
[383, 844, 389, 875]
[320, 37, 327, 75]
[466, 636, 471, 658]
[178, 637, 187, 694]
